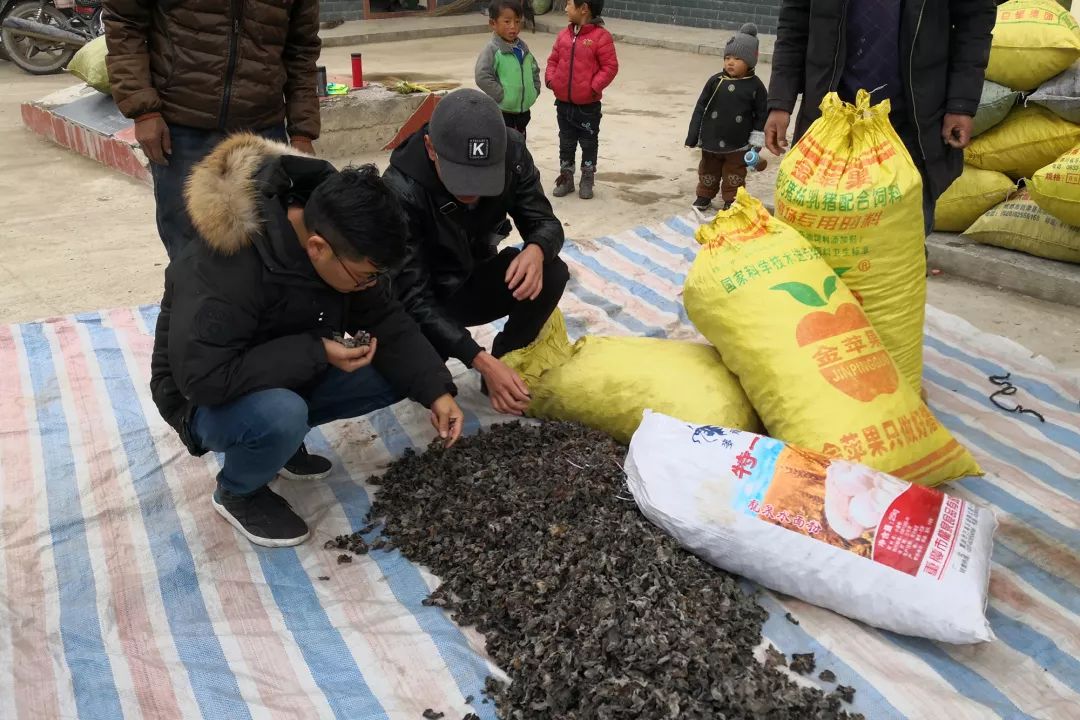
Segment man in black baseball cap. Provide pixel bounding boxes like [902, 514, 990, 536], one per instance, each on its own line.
[384, 89, 568, 416]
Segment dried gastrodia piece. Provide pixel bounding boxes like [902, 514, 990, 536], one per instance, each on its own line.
[332, 331, 372, 349]
[834, 685, 856, 704]
[790, 652, 816, 675]
[368, 422, 858, 719]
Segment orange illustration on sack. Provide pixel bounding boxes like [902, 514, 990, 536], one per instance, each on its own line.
[773, 273, 899, 402]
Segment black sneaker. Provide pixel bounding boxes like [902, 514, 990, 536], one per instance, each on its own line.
[693, 196, 712, 210]
[279, 444, 332, 481]
[212, 486, 310, 547]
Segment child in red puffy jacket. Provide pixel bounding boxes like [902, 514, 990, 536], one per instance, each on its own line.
[544, 0, 618, 200]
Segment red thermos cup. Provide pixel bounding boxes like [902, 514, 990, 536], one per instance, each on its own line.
[351, 53, 363, 89]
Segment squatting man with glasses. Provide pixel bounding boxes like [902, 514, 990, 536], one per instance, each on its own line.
[150, 134, 464, 548]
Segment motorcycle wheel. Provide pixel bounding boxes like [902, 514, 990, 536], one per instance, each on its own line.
[1, 2, 76, 75]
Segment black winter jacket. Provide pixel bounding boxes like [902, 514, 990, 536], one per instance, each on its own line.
[686, 72, 768, 154]
[382, 127, 564, 366]
[151, 135, 455, 455]
[767, 0, 996, 200]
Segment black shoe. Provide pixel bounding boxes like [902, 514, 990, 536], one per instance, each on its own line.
[693, 196, 712, 210]
[212, 486, 310, 547]
[279, 443, 332, 481]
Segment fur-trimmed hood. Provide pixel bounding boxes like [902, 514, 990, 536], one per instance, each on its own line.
[184, 134, 314, 255]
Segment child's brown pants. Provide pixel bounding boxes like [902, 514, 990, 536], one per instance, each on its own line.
[697, 150, 747, 205]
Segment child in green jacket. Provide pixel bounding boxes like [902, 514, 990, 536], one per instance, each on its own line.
[475, 0, 542, 138]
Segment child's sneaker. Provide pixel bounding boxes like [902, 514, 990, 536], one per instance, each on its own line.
[693, 196, 712, 210]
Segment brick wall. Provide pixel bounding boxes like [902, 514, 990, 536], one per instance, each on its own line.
[320, 0, 364, 22]
[320, 0, 461, 22]
[602, 0, 783, 33]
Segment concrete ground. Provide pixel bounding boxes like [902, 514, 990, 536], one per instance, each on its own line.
[2, 32, 1079, 372]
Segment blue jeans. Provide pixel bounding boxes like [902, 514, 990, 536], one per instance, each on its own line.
[188, 367, 403, 496]
[151, 124, 288, 259]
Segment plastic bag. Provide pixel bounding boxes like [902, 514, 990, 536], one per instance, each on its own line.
[934, 166, 1016, 232]
[965, 104, 1080, 180]
[685, 189, 981, 486]
[973, 80, 1021, 137]
[965, 188, 1080, 263]
[625, 411, 996, 644]
[776, 90, 925, 392]
[1028, 63, 1080, 123]
[1029, 144, 1080, 226]
[501, 310, 759, 444]
[985, 0, 1080, 91]
[67, 36, 110, 94]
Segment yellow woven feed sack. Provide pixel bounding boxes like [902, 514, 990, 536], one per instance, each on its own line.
[965, 104, 1080, 180]
[1029, 144, 1080, 225]
[934, 166, 1017, 232]
[776, 91, 925, 394]
[986, 0, 1080, 91]
[67, 36, 111, 94]
[964, 188, 1080, 263]
[684, 189, 981, 486]
[502, 310, 760, 444]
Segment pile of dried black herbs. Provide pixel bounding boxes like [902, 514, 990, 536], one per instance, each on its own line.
[360, 422, 859, 720]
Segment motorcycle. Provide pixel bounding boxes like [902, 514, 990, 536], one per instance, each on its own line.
[1, 0, 103, 75]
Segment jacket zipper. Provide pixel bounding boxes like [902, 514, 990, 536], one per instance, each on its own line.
[567, 27, 579, 104]
[218, 0, 242, 130]
[519, 53, 527, 113]
[908, 0, 929, 160]
[827, 0, 849, 91]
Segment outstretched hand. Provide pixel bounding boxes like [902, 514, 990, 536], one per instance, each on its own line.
[429, 394, 464, 448]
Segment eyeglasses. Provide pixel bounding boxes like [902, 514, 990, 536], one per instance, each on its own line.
[331, 248, 387, 290]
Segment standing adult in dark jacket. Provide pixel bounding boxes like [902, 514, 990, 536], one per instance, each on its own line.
[382, 89, 568, 417]
[152, 134, 463, 548]
[104, 0, 321, 259]
[763, 0, 997, 234]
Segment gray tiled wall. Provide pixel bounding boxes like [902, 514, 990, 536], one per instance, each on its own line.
[602, 0, 782, 33]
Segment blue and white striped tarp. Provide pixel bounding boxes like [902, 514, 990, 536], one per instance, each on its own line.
[0, 215, 1077, 719]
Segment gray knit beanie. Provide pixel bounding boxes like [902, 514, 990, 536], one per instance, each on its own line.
[725, 23, 759, 70]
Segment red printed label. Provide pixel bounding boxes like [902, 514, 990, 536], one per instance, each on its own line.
[872, 485, 946, 576]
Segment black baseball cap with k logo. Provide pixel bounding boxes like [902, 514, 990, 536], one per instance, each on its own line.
[428, 89, 508, 197]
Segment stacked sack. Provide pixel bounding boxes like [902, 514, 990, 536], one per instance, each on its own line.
[947, 0, 1080, 262]
[775, 90, 927, 394]
[685, 189, 981, 487]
